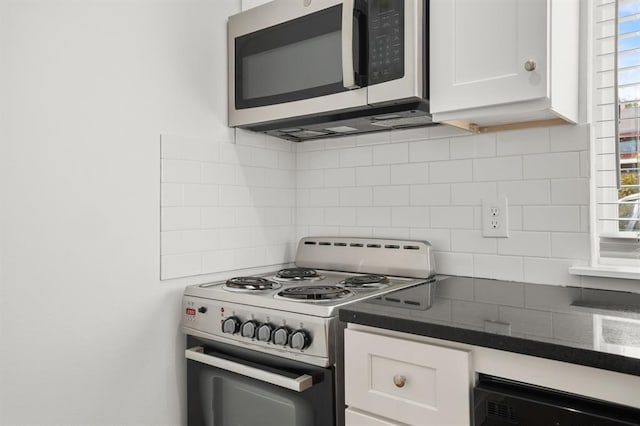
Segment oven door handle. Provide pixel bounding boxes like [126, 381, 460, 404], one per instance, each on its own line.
[185, 346, 315, 392]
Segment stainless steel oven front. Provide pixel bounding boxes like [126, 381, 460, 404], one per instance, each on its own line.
[228, 0, 429, 141]
[186, 336, 336, 426]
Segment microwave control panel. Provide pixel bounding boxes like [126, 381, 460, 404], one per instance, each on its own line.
[368, 0, 404, 85]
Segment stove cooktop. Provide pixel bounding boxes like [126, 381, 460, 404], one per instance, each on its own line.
[183, 269, 428, 318]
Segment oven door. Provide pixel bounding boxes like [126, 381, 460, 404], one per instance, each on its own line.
[186, 340, 335, 426]
[228, 0, 368, 128]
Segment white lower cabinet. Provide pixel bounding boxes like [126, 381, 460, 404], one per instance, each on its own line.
[344, 328, 472, 426]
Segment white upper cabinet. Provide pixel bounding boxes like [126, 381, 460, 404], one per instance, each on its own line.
[430, 0, 579, 132]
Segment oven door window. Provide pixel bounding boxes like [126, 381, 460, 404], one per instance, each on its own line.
[234, 5, 346, 109]
[187, 346, 334, 426]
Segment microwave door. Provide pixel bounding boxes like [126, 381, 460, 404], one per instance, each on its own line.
[366, 0, 427, 105]
[228, 0, 368, 128]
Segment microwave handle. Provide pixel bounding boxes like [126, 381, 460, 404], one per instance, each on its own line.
[186, 346, 315, 392]
[342, 0, 360, 89]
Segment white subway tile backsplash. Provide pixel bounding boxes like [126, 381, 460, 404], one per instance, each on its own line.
[497, 128, 550, 156]
[410, 138, 450, 162]
[339, 147, 373, 167]
[163, 118, 591, 284]
[307, 149, 340, 169]
[523, 152, 581, 179]
[202, 206, 236, 228]
[450, 133, 496, 159]
[296, 170, 324, 188]
[373, 143, 409, 165]
[497, 180, 550, 205]
[356, 207, 391, 226]
[522, 206, 581, 232]
[410, 228, 451, 251]
[473, 156, 523, 181]
[340, 187, 373, 206]
[431, 206, 474, 229]
[523, 258, 582, 286]
[390, 163, 429, 184]
[451, 183, 497, 205]
[183, 184, 219, 206]
[356, 165, 391, 186]
[551, 178, 589, 205]
[308, 188, 340, 206]
[430, 160, 473, 183]
[202, 163, 236, 185]
[325, 168, 356, 187]
[497, 231, 551, 257]
[325, 207, 356, 226]
[374, 186, 410, 206]
[474, 254, 524, 282]
[372, 227, 411, 239]
[451, 230, 497, 254]
[410, 184, 451, 206]
[434, 251, 474, 276]
[391, 207, 429, 227]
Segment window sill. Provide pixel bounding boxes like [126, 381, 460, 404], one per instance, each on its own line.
[569, 265, 640, 280]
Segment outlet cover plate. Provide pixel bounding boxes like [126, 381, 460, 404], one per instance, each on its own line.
[482, 196, 509, 237]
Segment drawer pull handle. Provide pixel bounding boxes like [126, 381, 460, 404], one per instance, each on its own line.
[393, 374, 406, 388]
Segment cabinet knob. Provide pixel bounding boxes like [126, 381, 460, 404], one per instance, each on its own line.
[393, 374, 406, 388]
[524, 60, 537, 72]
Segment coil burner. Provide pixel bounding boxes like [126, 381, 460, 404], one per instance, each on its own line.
[338, 274, 389, 290]
[223, 276, 282, 292]
[277, 285, 353, 302]
[274, 267, 325, 281]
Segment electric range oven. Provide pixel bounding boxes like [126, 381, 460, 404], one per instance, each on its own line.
[181, 236, 436, 426]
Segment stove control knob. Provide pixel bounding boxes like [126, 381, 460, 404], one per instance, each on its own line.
[240, 320, 259, 339]
[257, 323, 274, 342]
[221, 317, 240, 334]
[290, 330, 311, 350]
[272, 327, 290, 346]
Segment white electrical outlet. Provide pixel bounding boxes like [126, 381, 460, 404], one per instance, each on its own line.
[482, 196, 509, 237]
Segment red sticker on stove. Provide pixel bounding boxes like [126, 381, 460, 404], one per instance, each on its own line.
[186, 308, 196, 316]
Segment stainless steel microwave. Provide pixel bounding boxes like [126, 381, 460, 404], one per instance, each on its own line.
[228, 0, 433, 142]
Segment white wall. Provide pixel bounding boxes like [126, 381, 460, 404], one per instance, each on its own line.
[0, 1, 253, 425]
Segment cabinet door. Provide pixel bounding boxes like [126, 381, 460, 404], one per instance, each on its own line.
[430, 0, 548, 114]
[345, 408, 403, 426]
[344, 329, 471, 426]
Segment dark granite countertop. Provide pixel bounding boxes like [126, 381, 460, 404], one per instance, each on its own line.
[339, 276, 640, 377]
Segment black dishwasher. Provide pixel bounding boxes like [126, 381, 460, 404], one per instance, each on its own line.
[474, 374, 640, 425]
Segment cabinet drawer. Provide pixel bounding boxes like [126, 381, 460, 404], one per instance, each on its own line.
[345, 408, 403, 426]
[344, 329, 471, 426]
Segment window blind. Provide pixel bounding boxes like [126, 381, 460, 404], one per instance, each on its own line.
[597, 0, 640, 263]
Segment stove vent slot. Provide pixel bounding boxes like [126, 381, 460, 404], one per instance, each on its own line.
[385, 244, 400, 249]
[319, 242, 331, 246]
[367, 244, 382, 248]
[304, 241, 317, 245]
[350, 243, 364, 247]
[403, 245, 420, 250]
[334, 242, 348, 247]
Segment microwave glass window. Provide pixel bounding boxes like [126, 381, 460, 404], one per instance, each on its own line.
[242, 30, 342, 100]
[234, 5, 347, 109]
